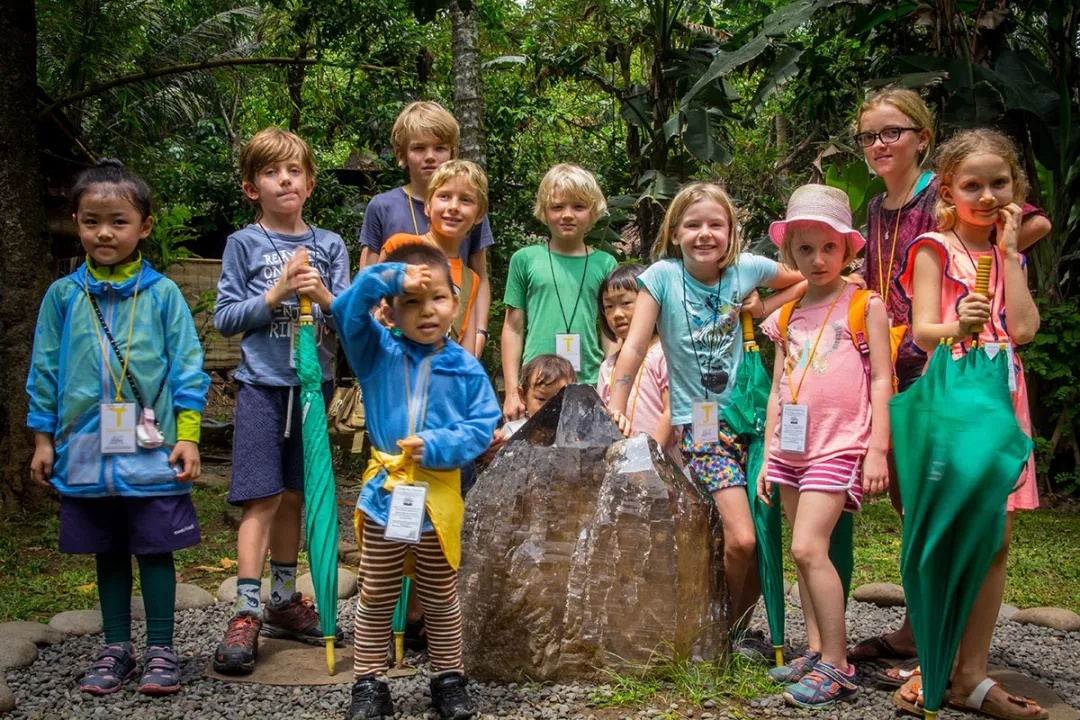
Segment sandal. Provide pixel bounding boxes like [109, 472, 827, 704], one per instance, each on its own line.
[874, 659, 920, 688]
[948, 678, 1049, 720]
[892, 675, 925, 717]
[138, 646, 181, 695]
[847, 633, 917, 662]
[78, 642, 138, 695]
[782, 661, 858, 708]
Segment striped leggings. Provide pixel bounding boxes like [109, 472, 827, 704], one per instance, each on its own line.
[352, 516, 463, 677]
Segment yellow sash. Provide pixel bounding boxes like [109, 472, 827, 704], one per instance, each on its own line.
[353, 447, 464, 570]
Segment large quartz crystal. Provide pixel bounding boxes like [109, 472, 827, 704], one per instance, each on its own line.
[459, 385, 729, 682]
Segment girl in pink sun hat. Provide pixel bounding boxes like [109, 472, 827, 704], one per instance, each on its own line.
[757, 183, 893, 708]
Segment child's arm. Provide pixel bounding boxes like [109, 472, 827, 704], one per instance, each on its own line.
[214, 239, 273, 337]
[759, 266, 806, 318]
[501, 307, 526, 419]
[609, 289, 659, 417]
[863, 295, 892, 496]
[468, 249, 491, 357]
[998, 204, 1040, 344]
[30, 432, 54, 488]
[463, 293, 480, 359]
[1018, 211, 1051, 252]
[654, 388, 672, 449]
[26, 284, 64, 440]
[331, 263, 423, 379]
[407, 371, 502, 469]
[161, 281, 211, 481]
[910, 246, 991, 352]
[756, 339, 786, 505]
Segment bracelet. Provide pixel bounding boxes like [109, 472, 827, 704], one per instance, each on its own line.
[476, 329, 489, 338]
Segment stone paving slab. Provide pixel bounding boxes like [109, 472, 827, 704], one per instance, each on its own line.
[203, 637, 354, 686]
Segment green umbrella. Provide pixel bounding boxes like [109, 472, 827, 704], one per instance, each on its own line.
[724, 312, 784, 667]
[295, 293, 340, 674]
[391, 578, 413, 672]
[891, 341, 1031, 719]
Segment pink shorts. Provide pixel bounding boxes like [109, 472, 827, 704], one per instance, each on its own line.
[767, 454, 863, 512]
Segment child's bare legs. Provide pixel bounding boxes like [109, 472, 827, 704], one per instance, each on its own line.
[712, 486, 761, 633]
[236, 490, 302, 579]
[781, 486, 848, 669]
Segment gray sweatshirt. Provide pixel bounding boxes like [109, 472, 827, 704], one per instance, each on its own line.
[214, 224, 352, 386]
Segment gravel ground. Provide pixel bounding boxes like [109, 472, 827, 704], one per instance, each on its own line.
[6, 596, 1079, 720]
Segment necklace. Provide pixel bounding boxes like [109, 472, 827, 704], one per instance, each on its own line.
[680, 265, 727, 398]
[951, 230, 1001, 343]
[876, 173, 922, 309]
[546, 242, 591, 334]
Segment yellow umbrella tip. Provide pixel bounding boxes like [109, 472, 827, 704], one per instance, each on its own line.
[326, 638, 336, 675]
[924, 711, 938, 720]
[773, 646, 784, 668]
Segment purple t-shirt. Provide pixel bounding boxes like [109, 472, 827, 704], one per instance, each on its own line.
[357, 186, 494, 261]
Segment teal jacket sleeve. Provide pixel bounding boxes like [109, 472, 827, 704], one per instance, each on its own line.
[26, 282, 66, 435]
[161, 280, 210, 413]
[331, 263, 406, 382]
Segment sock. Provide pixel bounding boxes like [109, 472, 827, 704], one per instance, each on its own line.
[95, 551, 134, 645]
[137, 552, 176, 647]
[235, 578, 262, 616]
[269, 561, 297, 605]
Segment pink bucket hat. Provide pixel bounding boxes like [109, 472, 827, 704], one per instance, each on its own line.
[768, 184, 866, 253]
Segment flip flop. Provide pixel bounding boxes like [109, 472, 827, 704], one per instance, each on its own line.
[948, 678, 1049, 720]
[874, 660, 920, 689]
[847, 634, 917, 662]
[892, 676, 925, 717]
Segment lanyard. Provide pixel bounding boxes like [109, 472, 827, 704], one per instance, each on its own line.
[256, 223, 319, 298]
[680, 265, 725, 399]
[952, 230, 1001, 343]
[785, 287, 845, 404]
[84, 265, 143, 402]
[546, 243, 591, 334]
[875, 175, 919, 308]
[404, 187, 422, 235]
[606, 338, 654, 427]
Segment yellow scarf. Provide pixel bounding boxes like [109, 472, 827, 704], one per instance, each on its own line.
[353, 447, 464, 570]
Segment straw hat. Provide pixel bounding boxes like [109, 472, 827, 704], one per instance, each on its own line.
[768, 184, 866, 252]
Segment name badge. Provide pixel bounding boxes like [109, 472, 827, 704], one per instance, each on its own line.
[384, 484, 428, 544]
[780, 404, 809, 454]
[984, 342, 1018, 392]
[100, 403, 137, 454]
[555, 333, 582, 372]
[692, 400, 719, 444]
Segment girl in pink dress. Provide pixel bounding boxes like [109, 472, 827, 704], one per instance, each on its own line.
[898, 129, 1047, 720]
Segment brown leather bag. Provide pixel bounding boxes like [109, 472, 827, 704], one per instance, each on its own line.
[327, 383, 365, 436]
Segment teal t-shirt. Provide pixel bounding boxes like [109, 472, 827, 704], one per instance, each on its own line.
[639, 254, 778, 426]
[504, 244, 618, 385]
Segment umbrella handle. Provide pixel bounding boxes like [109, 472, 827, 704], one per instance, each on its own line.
[326, 638, 335, 675]
[970, 255, 992, 342]
[298, 256, 314, 323]
[740, 311, 758, 351]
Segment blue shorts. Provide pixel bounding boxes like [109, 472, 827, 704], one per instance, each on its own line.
[228, 381, 333, 506]
[59, 495, 200, 555]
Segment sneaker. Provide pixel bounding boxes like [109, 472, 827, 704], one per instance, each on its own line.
[783, 660, 859, 708]
[138, 646, 181, 695]
[213, 612, 262, 675]
[78, 642, 138, 695]
[768, 650, 821, 683]
[733, 628, 774, 665]
[345, 675, 394, 720]
[430, 672, 477, 720]
[263, 592, 345, 646]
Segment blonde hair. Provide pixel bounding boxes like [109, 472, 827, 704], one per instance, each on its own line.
[857, 86, 935, 166]
[239, 127, 316, 187]
[533, 163, 607, 226]
[652, 182, 740, 269]
[934, 129, 1028, 232]
[391, 101, 460, 162]
[426, 159, 489, 221]
[780, 221, 859, 268]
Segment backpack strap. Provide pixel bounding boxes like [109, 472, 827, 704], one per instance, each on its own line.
[847, 289, 871, 356]
[776, 298, 800, 352]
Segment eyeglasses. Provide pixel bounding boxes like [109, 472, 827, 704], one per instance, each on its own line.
[854, 126, 922, 148]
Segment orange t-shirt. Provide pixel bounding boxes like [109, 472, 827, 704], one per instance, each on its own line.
[379, 233, 479, 344]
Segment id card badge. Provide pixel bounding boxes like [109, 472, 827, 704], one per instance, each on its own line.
[555, 333, 582, 372]
[691, 401, 719, 444]
[780, 404, 809, 454]
[984, 343, 1018, 392]
[100, 403, 137, 454]
[384, 484, 428, 544]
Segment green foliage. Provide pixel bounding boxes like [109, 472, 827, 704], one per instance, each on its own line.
[146, 204, 198, 269]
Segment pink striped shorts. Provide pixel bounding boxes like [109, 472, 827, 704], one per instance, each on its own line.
[766, 454, 864, 512]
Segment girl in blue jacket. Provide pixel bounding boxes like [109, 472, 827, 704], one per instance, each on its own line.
[27, 159, 209, 697]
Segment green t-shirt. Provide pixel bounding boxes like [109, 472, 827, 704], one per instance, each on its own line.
[504, 243, 618, 385]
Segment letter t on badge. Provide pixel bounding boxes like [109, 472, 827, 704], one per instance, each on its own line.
[555, 333, 581, 372]
[692, 400, 719, 444]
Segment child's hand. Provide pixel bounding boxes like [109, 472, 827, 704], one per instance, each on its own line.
[862, 449, 889, 495]
[30, 434, 54, 488]
[741, 290, 764, 320]
[399, 435, 425, 463]
[480, 429, 506, 465]
[290, 258, 332, 311]
[502, 391, 525, 421]
[756, 463, 773, 506]
[402, 265, 432, 295]
[996, 203, 1023, 256]
[169, 441, 201, 482]
[957, 292, 992, 337]
[609, 409, 633, 438]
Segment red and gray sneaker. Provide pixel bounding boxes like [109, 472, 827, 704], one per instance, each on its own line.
[263, 592, 345, 646]
[213, 612, 262, 675]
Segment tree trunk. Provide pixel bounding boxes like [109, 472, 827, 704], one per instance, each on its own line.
[450, 0, 486, 169]
[287, 43, 309, 132]
[0, 0, 53, 514]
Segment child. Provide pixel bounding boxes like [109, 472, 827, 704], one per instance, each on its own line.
[212, 128, 351, 675]
[358, 101, 494, 357]
[332, 243, 500, 720]
[501, 354, 577, 439]
[848, 87, 1051, 666]
[607, 182, 804, 658]
[378, 159, 487, 356]
[27, 159, 209, 695]
[502, 163, 617, 417]
[893, 129, 1046, 719]
[755, 185, 892, 707]
[596, 263, 676, 462]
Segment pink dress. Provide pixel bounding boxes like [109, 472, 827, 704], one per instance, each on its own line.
[899, 232, 1038, 510]
[598, 340, 678, 463]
